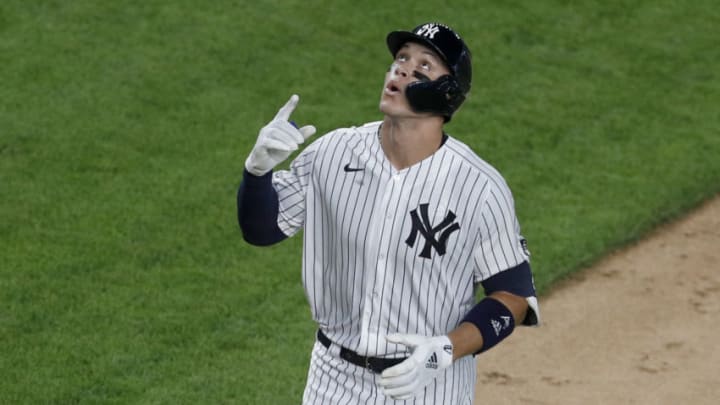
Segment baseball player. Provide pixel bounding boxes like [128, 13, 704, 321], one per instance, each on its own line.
[237, 22, 540, 404]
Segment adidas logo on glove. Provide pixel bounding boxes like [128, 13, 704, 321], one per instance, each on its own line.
[426, 353, 439, 369]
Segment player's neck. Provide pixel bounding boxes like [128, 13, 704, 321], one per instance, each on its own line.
[379, 117, 444, 170]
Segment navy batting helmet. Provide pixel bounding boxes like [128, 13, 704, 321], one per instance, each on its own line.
[386, 22, 472, 122]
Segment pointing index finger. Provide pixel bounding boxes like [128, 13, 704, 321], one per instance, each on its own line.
[274, 94, 299, 121]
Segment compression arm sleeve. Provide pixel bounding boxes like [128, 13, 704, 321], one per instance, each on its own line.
[237, 169, 288, 246]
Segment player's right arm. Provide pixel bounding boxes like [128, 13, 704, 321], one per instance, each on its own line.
[237, 95, 316, 246]
[237, 170, 286, 246]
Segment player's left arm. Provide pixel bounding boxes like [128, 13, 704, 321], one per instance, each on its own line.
[448, 260, 537, 359]
[448, 292, 524, 359]
[448, 180, 541, 357]
[379, 261, 537, 400]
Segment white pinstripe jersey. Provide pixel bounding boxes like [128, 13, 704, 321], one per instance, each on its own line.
[272, 121, 530, 358]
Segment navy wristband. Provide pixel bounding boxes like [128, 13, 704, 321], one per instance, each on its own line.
[462, 297, 515, 354]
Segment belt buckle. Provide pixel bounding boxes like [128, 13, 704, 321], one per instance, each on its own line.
[364, 356, 372, 372]
[365, 356, 381, 374]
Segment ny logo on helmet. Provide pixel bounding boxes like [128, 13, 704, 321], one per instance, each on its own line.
[415, 24, 441, 39]
[405, 203, 460, 259]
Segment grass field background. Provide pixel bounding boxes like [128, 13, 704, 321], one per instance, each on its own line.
[2, 1, 719, 403]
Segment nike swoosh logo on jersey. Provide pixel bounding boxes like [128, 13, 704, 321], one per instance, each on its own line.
[343, 163, 364, 172]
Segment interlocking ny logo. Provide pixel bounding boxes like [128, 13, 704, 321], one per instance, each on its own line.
[415, 24, 441, 39]
[405, 203, 460, 259]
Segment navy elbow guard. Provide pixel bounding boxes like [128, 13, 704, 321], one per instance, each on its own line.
[462, 297, 515, 354]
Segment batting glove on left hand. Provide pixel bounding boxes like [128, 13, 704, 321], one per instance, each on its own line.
[378, 333, 454, 400]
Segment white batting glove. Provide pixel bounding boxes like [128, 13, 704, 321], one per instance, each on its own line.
[244, 94, 316, 176]
[378, 333, 454, 400]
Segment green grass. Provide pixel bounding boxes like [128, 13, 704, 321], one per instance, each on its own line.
[1, 0, 719, 403]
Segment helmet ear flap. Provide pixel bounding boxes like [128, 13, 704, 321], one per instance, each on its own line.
[437, 75, 465, 108]
[406, 75, 465, 122]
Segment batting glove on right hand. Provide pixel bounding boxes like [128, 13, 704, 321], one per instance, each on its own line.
[245, 94, 316, 176]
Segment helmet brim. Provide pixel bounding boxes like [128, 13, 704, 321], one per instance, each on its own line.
[386, 31, 450, 68]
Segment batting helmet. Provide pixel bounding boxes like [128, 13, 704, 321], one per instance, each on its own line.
[386, 22, 472, 122]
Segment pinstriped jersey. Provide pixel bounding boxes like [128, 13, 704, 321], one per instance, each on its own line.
[272, 121, 530, 357]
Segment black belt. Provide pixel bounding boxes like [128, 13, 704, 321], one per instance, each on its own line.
[317, 330, 406, 374]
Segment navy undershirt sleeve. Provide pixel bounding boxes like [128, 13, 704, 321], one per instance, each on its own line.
[480, 261, 538, 325]
[237, 169, 288, 246]
[481, 261, 536, 298]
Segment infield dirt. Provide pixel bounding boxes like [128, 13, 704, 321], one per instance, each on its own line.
[475, 196, 720, 405]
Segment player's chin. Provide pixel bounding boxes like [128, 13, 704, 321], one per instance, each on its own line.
[379, 98, 410, 117]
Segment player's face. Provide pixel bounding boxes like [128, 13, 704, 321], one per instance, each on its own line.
[379, 42, 451, 119]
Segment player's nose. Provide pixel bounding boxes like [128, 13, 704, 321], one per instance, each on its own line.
[392, 64, 409, 78]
